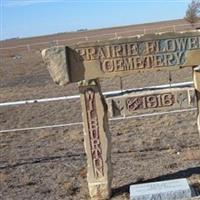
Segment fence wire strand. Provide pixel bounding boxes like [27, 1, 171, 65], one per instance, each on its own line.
[0, 108, 197, 134]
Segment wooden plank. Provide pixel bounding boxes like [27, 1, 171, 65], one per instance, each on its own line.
[107, 87, 196, 117]
[193, 66, 200, 135]
[42, 31, 200, 85]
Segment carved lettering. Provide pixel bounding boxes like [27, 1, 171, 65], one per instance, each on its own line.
[85, 89, 104, 178]
[86, 47, 96, 60]
[146, 41, 158, 54]
[96, 47, 106, 59]
[188, 37, 199, 49]
[102, 59, 115, 72]
[127, 43, 138, 56]
[109, 88, 196, 117]
[74, 36, 200, 74]
[155, 54, 164, 67]
[162, 93, 175, 106]
[176, 38, 188, 50]
[165, 39, 176, 52]
[101, 52, 184, 73]
[126, 93, 175, 111]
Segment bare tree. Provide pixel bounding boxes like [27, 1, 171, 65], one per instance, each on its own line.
[185, 0, 200, 24]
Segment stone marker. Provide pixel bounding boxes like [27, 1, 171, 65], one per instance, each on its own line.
[41, 31, 200, 200]
[107, 87, 196, 117]
[79, 79, 112, 199]
[130, 178, 193, 200]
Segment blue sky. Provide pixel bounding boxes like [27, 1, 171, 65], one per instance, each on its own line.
[0, 0, 192, 40]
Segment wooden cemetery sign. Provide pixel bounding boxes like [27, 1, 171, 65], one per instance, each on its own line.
[107, 86, 196, 117]
[42, 31, 200, 200]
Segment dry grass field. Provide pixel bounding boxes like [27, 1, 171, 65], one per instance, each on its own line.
[0, 19, 200, 199]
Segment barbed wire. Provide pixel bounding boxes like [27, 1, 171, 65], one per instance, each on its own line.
[0, 81, 194, 107]
[0, 22, 198, 135]
[0, 108, 196, 134]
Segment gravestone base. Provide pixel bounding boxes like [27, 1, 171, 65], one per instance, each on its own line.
[130, 178, 193, 200]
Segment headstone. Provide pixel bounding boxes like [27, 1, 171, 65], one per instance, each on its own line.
[130, 178, 193, 200]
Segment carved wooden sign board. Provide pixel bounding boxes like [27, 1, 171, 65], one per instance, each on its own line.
[107, 87, 196, 117]
[42, 31, 200, 200]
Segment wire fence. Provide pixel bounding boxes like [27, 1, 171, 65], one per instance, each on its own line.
[0, 81, 196, 133]
[0, 81, 194, 107]
[0, 22, 199, 134]
[1, 22, 200, 51]
[0, 107, 197, 134]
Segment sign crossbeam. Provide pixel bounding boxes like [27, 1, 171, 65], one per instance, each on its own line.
[42, 32, 200, 86]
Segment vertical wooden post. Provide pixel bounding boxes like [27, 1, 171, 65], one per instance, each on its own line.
[193, 66, 200, 135]
[79, 79, 112, 200]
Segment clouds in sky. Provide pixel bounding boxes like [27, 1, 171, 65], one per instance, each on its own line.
[2, 0, 64, 7]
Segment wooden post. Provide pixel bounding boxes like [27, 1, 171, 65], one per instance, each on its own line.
[79, 79, 112, 200]
[193, 66, 200, 135]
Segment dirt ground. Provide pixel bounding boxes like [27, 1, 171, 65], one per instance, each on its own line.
[1, 112, 200, 200]
[0, 19, 200, 200]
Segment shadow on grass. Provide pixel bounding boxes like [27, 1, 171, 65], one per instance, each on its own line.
[112, 166, 200, 197]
